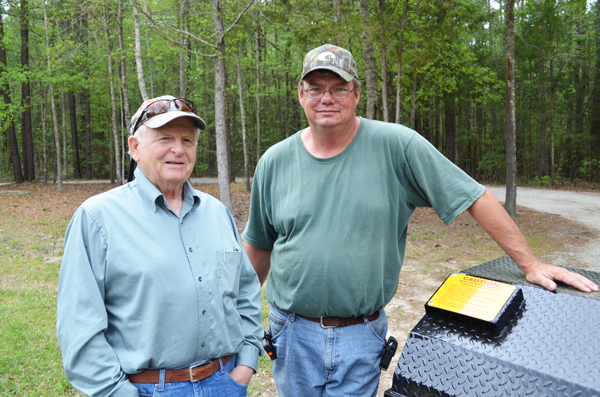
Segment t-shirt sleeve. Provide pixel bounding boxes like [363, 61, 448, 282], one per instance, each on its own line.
[242, 159, 278, 249]
[403, 132, 485, 225]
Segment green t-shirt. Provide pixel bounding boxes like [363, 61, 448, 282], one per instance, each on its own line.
[242, 118, 485, 318]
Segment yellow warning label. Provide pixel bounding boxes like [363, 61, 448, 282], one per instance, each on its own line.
[427, 274, 516, 322]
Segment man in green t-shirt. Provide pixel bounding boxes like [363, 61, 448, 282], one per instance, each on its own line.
[242, 44, 598, 397]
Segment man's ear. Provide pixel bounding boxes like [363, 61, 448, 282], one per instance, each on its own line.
[128, 136, 140, 162]
[353, 86, 361, 106]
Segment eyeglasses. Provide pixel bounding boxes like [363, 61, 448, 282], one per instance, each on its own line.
[302, 87, 356, 100]
[132, 98, 197, 133]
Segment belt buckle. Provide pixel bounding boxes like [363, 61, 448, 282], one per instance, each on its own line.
[189, 360, 213, 383]
[320, 316, 337, 329]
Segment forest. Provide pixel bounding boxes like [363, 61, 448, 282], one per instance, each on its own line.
[1, 0, 599, 198]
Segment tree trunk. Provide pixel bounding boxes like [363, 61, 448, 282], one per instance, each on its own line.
[443, 90, 456, 163]
[61, 92, 68, 177]
[213, 0, 234, 212]
[40, 86, 47, 183]
[505, 0, 517, 218]
[395, 0, 409, 124]
[82, 89, 93, 179]
[359, 0, 378, 120]
[408, 0, 421, 129]
[225, 71, 234, 183]
[378, 0, 389, 122]
[231, 95, 237, 180]
[133, 3, 149, 101]
[68, 92, 81, 178]
[109, 126, 115, 182]
[591, 0, 600, 168]
[255, 20, 261, 162]
[237, 60, 251, 192]
[332, 0, 341, 25]
[20, 0, 35, 181]
[117, 0, 131, 134]
[550, 60, 556, 184]
[178, 0, 186, 97]
[284, 46, 291, 138]
[43, 0, 62, 192]
[409, 73, 418, 129]
[50, 85, 62, 191]
[104, 7, 122, 185]
[475, 101, 483, 180]
[0, 11, 24, 183]
[538, 77, 548, 177]
[117, 0, 131, 179]
[145, 19, 154, 98]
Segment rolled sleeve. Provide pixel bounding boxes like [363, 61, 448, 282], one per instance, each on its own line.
[235, 343, 261, 371]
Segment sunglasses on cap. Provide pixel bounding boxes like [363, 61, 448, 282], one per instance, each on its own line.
[132, 98, 197, 134]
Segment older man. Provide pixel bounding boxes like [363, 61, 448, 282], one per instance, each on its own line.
[241, 44, 598, 397]
[57, 95, 263, 397]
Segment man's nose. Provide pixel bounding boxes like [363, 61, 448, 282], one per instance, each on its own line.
[320, 90, 335, 103]
[170, 139, 185, 153]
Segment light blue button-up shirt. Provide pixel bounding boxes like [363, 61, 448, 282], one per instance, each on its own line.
[57, 168, 263, 397]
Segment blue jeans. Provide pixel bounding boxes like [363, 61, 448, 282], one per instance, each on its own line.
[269, 305, 388, 397]
[132, 355, 247, 397]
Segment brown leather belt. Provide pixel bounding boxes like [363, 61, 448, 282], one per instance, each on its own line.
[127, 354, 234, 384]
[297, 311, 380, 328]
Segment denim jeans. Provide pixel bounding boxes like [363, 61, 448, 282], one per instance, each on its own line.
[131, 354, 247, 397]
[269, 305, 388, 397]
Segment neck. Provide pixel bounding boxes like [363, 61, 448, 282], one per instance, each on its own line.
[302, 117, 360, 158]
[162, 187, 184, 216]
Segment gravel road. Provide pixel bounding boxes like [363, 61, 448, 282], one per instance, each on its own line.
[487, 186, 600, 271]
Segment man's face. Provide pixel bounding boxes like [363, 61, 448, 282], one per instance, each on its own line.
[128, 117, 198, 193]
[298, 71, 360, 130]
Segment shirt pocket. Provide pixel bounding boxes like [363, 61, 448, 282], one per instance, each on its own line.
[216, 250, 242, 300]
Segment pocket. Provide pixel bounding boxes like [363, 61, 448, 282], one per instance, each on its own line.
[268, 307, 290, 340]
[225, 371, 250, 389]
[366, 310, 388, 344]
[217, 250, 242, 299]
[132, 383, 155, 397]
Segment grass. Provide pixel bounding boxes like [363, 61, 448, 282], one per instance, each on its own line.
[0, 181, 596, 397]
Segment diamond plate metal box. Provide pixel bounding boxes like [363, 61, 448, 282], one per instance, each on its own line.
[385, 256, 600, 397]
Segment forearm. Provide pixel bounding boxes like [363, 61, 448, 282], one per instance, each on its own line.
[243, 242, 273, 285]
[467, 188, 598, 292]
[466, 188, 537, 271]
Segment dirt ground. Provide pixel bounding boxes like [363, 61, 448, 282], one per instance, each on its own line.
[1, 180, 597, 396]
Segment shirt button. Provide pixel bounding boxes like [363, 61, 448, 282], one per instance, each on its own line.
[202, 310, 207, 315]
[198, 277, 202, 282]
[189, 247, 193, 252]
[201, 342, 205, 347]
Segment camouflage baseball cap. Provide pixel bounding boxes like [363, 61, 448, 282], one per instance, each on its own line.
[301, 44, 358, 82]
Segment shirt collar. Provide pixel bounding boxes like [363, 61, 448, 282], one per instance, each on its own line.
[132, 167, 201, 213]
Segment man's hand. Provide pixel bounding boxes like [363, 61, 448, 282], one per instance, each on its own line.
[522, 260, 598, 293]
[468, 188, 598, 293]
[229, 365, 254, 385]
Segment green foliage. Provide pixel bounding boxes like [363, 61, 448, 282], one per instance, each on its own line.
[533, 172, 552, 187]
[0, 0, 599, 183]
[579, 158, 599, 181]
